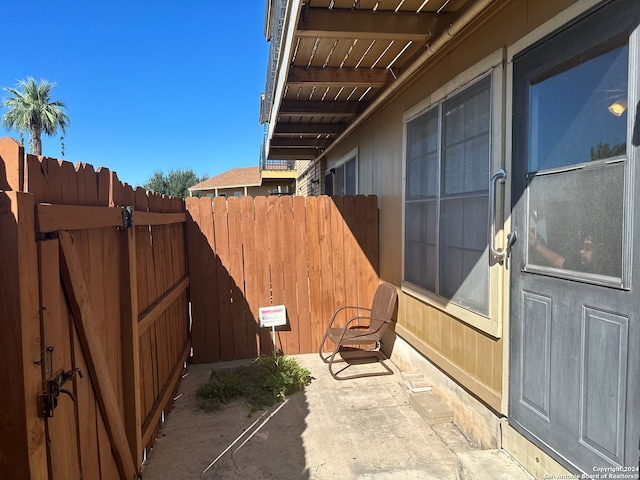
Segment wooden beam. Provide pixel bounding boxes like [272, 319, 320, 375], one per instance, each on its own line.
[297, 8, 454, 41]
[274, 123, 345, 135]
[267, 148, 320, 160]
[138, 276, 190, 336]
[287, 67, 393, 87]
[279, 100, 363, 117]
[134, 211, 186, 226]
[36, 204, 186, 233]
[141, 340, 191, 448]
[37, 203, 123, 232]
[270, 138, 332, 149]
[59, 231, 139, 480]
[0, 192, 48, 480]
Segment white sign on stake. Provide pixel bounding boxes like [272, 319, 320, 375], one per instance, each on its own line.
[258, 305, 287, 354]
[258, 305, 287, 327]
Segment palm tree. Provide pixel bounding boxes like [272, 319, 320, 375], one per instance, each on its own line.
[2, 77, 69, 156]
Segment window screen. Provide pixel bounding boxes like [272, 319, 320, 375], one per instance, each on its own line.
[405, 75, 491, 315]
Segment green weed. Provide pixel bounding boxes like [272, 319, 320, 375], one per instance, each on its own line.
[196, 353, 312, 414]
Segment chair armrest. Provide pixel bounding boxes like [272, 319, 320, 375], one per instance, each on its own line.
[328, 305, 372, 329]
[341, 315, 391, 335]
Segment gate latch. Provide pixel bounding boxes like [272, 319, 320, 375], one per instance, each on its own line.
[38, 368, 83, 418]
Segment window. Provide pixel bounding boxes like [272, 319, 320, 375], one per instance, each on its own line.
[325, 153, 357, 195]
[525, 43, 628, 285]
[404, 75, 492, 316]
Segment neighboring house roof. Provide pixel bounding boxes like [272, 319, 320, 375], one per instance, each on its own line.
[189, 166, 262, 191]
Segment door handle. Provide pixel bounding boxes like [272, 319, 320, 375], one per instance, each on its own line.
[489, 169, 507, 263]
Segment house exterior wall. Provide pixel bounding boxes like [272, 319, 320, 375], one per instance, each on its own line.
[319, 0, 583, 451]
[295, 159, 326, 196]
[201, 185, 270, 198]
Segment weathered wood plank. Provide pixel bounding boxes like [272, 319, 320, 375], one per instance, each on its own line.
[25, 154, 46, 201]
[71, 317, 101, 480]
[227, 197, 248, 359]
[240, 196, 260, 357]
[280, 196, 299, 354]
[330, 196, 346, 326]
[363, 195, 379, 302]
[0, 192, 48, 480]
[148, 193, 170, 400]
[116, 173, 143, 469]
[341, 196, 360, 313]
[293, 196, 312, 354]
[39, 239, 82, 480]
[267, 197, 286, 352]
[135, 188, 158, 421]
[36, 203, 123, 232]
[254, 197, 272, 354]
[141, 341, 190, 447]
[186, 198, 207, 362]
[306, 197, 324, 352]
[134, 211, 186, 225]
[199, 197, 220, 363]
[138, 276, 189, 336]
[59, 231, 138, 480]
[213, 196, 234, 360]
[0, 137, 24, 191]
[318, 196, 335, 341]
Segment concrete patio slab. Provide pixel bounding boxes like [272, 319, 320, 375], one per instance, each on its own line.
[140, 353, 477, 479]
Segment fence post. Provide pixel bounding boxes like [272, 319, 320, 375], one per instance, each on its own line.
[0, 191, 48, 479]
[0, 137, 25, 191]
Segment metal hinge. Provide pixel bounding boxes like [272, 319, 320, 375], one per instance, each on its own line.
[122, 206, 133, 229]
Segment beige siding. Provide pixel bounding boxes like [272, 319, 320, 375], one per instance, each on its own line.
[321, 0, 579, 410]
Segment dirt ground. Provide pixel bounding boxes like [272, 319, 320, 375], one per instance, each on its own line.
[140, 354, 474, 480]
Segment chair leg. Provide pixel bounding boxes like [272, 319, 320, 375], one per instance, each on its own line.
[326, 344, 342, 380]
[318, 332, 331, 363]
[327, 347, 394, 380]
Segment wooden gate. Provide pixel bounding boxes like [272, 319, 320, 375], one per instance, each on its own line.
[0, 138, 190, 479]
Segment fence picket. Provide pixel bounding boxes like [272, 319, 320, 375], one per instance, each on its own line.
[281, 196, 299, 354]
[330, 196, 346, 325]
[213, 196, 234, 361]
[254, 196, 272, 353]
[305, 197, 324, 352]
[186, 197, 206, 363]
[240, 196, 260, 357]
[199, 197, 220, 363]
[293, 196, 312, 354]
[227, 197, 249, 359]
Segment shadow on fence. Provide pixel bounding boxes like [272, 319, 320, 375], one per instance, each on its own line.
[186, 194, 379, 363]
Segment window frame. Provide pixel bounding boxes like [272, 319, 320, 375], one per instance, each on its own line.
[401, 50, 505, 337]
[326, 148, 358, 196]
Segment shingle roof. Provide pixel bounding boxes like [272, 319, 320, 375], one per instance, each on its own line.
[189, 166, 261, 191]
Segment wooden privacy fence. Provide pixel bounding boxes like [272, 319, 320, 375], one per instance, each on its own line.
[186, 194, 379, 363]
[0, 138, 189, 480]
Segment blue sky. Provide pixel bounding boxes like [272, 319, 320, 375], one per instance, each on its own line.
[1, 1, 269, 188]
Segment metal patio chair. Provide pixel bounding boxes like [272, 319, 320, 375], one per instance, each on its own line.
[318, 282, 398, 380]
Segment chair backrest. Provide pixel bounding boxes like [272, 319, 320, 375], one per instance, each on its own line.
[369, 282, 398, 335]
